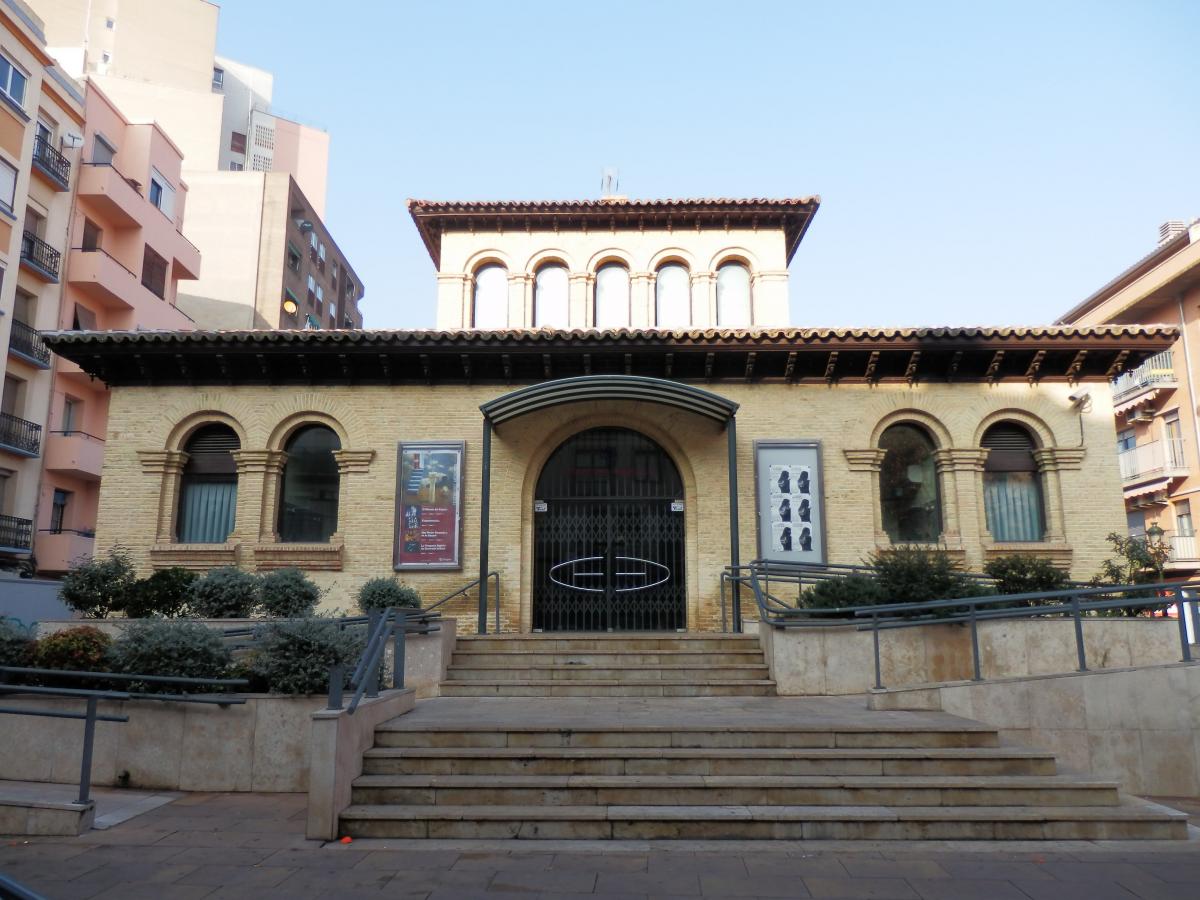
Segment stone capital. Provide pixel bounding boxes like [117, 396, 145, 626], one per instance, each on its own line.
[138, 449, 188, 476]
[934, 448, 989, 473]
[333, 448, 376, 475]
[844, 448, 886, 472]
[1034, 447, 1086, 471]
[232, 449, 287, 475]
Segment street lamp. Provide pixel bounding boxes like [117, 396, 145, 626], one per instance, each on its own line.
[1147, 522, 1166, 587]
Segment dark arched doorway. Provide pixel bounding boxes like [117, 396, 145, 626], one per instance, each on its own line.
[533, 427, 686, 631]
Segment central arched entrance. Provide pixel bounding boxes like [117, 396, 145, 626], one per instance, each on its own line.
[533, 427, 686, 631]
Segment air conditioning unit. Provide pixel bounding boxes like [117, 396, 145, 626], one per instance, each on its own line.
[1126, 408, 1154, 424]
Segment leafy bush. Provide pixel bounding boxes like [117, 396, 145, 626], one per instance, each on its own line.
[259, 568, 321, 618]
[356, 578, 420, 614]
[187, 567, 260, 618]
[60, 547, 135, 618]
[247, 617, 365, 695]
[983, 554, 1069, 601]
[1094, 532, 1170, 586]
[109, 620, 232, 690]
[868, 547, 986, 606]
[0, 617, 34, 667]
[799, 575, 885, 614]
[31, 626, 112, 672]
[123, 568, 197, 618]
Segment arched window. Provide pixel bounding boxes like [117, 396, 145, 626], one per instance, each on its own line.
[982, 423, 1045, 542]
[278, 425, 341, 542]
[472, 263, 508, 330]
[534, 263, 569, 328]
[879, 423, 942, 543]
[178, 424, 239, 543]
[594, 262, 630, 328]
[655, 263, 691, 328]
[716, 262, 752, 327]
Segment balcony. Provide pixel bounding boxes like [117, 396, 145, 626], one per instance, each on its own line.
[0, 514, 32, 553]
[1169, 533, 1199, 569]
[20, 231, 61, 282]
[36, 528, 95, 570]
[1113, 350, 1177, 410]
[0, 411, 41, 457]
[66, 248, 139, 311]
[1119, 437, 1188, 486]
[7, 319, 50, 368]
[77, 162, 143, 227]
[31, 135, 71, 190]
[44, 430, 105, 481]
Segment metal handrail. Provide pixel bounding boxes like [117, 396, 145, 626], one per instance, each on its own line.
[328, 608, 442, 714]
[8, 319, 51, 365]
[48, 430, 105, 442]
[0, 871, 47, 900]
[70, 245, 138, 280]
[20, 231, 61, 279]
[423, 570, 501, 633]
[32, 134, 70, 187]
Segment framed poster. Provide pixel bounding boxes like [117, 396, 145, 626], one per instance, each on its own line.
[754, 440, 825, 564]
[394, 441, 464, 570]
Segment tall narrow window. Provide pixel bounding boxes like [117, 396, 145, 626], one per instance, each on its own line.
[879, 423, 942, 543]
[91, 136, 116, 166]
[981, 423, 1045, 542]
[1165, 415, 1185, 468]
[716, 262, 752, 327]
[655, 263, 691, 329]
[178, 424, 240, 543]
[594, 263, 630, 328]
[472, 264, 508, 329]
[0, 158, 16, 215]
[534, 263, 569, 328]
[50, 489, 70, 533]
[277, 425, 341, 542]
[141, 245, 168, 299]
[82, 218, 102, 252]
[62, 397, 80, 433]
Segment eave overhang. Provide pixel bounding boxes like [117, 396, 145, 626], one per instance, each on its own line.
[41, 325, 1178, 390]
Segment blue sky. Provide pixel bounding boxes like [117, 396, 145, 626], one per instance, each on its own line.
[215, 1, 1200, 331]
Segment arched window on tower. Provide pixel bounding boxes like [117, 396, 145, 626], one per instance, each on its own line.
[534, 263, 569, 328]
[716, 262, 751, 327]
[982, 423, 1045, 542]
[472, 263, 508, 329]
[879, 423, 942, 543]
[594, 262, 630, 328]
[178, 424, 239, 543]
[655, 262, 691, 328]
[278, 425, 341, 542]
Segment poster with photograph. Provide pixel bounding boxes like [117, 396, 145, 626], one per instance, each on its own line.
[755, 441, 824, 563]
[394, 441, 464, 570]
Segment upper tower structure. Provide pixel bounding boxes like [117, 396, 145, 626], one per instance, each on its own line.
[408, 197, 820, 331]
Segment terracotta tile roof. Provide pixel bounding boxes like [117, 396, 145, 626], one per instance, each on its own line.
[406, 197, 821, 268]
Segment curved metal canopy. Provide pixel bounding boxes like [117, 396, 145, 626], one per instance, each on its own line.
[480, 375, 738, 426]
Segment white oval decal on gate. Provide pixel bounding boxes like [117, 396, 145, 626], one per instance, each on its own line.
[549, 556, 670, 593]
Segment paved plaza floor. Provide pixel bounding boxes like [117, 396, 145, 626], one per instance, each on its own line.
[1, 792, 1199, 899]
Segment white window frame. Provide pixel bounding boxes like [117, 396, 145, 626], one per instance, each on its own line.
[92, 135, 116, 165]
[306, 274, 316, 293]
[149, 168, 176, 221]
[0, 53, 28, 108]
[318, 242, 326, 261]
[0, 157, 16, 215]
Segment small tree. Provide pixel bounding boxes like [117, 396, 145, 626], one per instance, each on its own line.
[60, 547, 136, 618]
[983, 554, 1070, 602]
[31, 626, 112, 672]
[259, 567, 322, 618]
[187, 567, 260, 618]
[356, 578, 420, 614]
[123, 568, 197, 618]
[1094, 532, 1170, 586]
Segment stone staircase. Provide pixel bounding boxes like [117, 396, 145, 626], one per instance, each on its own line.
[439, 633, 775, 697]
[338, 636, 1190, 841]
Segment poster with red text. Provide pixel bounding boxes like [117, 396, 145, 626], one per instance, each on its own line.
[394, 442, 464, 569]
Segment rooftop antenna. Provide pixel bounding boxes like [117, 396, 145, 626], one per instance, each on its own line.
[600, 167, 624, 200]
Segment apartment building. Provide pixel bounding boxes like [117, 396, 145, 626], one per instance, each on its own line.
[1056, 219, 1200, 576]
[34, 79, 198, 574]
[0, 0, 83, 568]
[178, 172, 361, 330]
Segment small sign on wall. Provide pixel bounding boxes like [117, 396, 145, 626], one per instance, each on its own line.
[671, 500, 685, 512]
[534, 500, 548, 513]
[753, 440, 825, 564]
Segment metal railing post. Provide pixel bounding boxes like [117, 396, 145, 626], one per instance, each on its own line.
[494, 572, 500, 634]
[1175, 588, 1193, 663]
[327, 665, 344, 710]
[871, 613, 884, 690]
[720, 573, 728, 633]
[78, 697, 98, 805]
[969, 603, 983, 681]
[393, 612, 406, 690]
[1072, 594, 1088, 672]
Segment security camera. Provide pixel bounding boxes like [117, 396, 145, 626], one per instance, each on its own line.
[1068, 392, 1091, 408]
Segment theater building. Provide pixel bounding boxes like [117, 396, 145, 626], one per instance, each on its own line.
[43, 197, 1175, 632]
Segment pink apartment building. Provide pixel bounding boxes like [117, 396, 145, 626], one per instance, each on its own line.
[35, 80, 199, 573]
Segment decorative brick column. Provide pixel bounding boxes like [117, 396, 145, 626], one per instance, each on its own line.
[936, 448, 988, 567]
[137, 449, 189, 544]
[230, 449, 286, 544]
[1033, 447, 1086, 545]
[692, 271, 716, 328]
[568, 272, 592, 328]
[844, 449, 887, 545]
[630, 272, 653, 328]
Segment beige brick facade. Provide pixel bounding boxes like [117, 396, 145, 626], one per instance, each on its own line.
[95, 378, 1126, 632]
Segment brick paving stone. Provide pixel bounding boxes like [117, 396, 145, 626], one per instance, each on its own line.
[1117, 881, 1200, 900]
[1133, 862, 1200, 882]
[909, 879, 1032, 900]
[89, 883, 217, 900]
[1042, 861, 1169, 883]
[261, 847, 371, 868]
[354, 849, 464, 869]
[550, 851, 649, 872]
[646, 853, 749, 877]
[802, 876, 920, 899]
[168, 846, 278, 866]
[745, 855, 847, 878]
[489, 866, 600, 893]
[174, 864, 296, 887]
[841, 859, 949, 879]
[699, 872, 813, 896]
[1012, 881, 1139, 900]
[451, 850, 557, 870]
[597, 870, 703, 894]
[936, 860, 1056, 881]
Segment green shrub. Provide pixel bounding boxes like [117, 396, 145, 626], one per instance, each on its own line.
[187, 567, 260, 618]
[259, 568, 321, 618]
[983, 554, 1070, 600]
[247, 617, 365, 695]
[798, 575, 885, 614]
[123, 568, 197, 618]
[60, 547, 135, 618]
[0, 617, 34, 667]
[109, 620, 232, 690]
[868, 547, 986, 606]
[31, 626, 112, 672]
[356, 578, 420, 614]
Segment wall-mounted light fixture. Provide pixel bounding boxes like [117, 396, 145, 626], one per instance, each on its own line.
[282, 296, 298, 316]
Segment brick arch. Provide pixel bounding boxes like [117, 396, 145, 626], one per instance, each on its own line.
[869, 407, 954, 449]
[161, 395, 254, 450]
[973, 407, 1058, 449]
[266, 410, 349, 451]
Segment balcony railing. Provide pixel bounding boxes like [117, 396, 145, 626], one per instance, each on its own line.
[32, 135, 71, 189]
[1118, 437, 1188, 482]
[7, 319, 50, 367]
[1112, 350, 1177, 403]
[1170, 533, 1198, 563]
[0, 411, 42, 456]
[0, 514, 32, 551]
[20, 231, 61, 280]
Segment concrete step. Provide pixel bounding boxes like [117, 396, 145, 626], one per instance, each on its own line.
[443, 665, 771, 682]
[361, 745, 1058, 777]
[349, 773, 1119, 807]
[451, 650, 767, 666]
[371, 725, 1001, 750]
[455, 635, 761, 653]
[439, 680, 777, 697]
[339, 800, 1189, 840]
